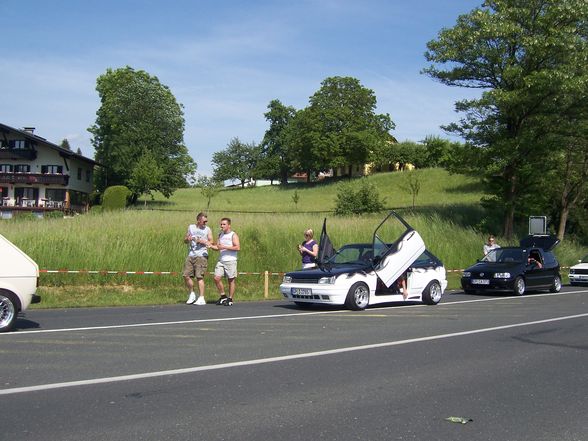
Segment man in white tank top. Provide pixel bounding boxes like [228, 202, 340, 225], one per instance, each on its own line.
[210, 217, 240, 306]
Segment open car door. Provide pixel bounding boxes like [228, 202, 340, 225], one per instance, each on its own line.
[372, 211, 425, 287]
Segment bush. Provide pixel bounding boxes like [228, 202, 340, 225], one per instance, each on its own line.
[334, 178, 386, 215]
[102, 185, 131, 211]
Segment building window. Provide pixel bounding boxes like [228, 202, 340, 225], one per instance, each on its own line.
[0, 164, 12, 173]
[86, 169, 91, 183]
[45, 188, 66, 201]
[77, 167, 82, 180]
[12, 140, 26, 149]
[14, 164, 30, 173]
[41, 165, 63, 174]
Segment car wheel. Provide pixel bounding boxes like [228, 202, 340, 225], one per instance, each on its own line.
[345, 282, 370, 311]
[550, 275, 562, 293]
[513, 276, 526, 296]
[422, 281, 442, 305]
[0, 293, 17, 333]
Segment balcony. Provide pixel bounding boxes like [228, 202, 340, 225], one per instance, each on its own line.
[0, 149, 37, 160]
[0, 172, 69, 186]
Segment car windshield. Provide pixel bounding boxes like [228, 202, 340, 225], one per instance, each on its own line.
[327, 244, 372, 265]
[482, 248, 525, 263]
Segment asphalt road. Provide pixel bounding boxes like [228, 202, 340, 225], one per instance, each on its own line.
[1, 288, 587, 441]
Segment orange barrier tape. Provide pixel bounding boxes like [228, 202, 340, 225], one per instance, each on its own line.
[38, 267, 571, 276]
[40, 269, 287, 276]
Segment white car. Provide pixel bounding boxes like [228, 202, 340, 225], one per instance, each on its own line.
[0, 233, 41, 332]
[280, 211, 447, 310]
[568, 255, 588, 285]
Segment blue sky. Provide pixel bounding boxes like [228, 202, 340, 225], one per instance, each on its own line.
[0, 0, 482, 176]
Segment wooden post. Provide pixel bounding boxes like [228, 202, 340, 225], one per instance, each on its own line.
[264, 271, 269, 299]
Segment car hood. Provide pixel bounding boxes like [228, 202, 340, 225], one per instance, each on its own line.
[464, 261, 523, 273]
[286, 263, 371, 278]
[570, 262, 588, 270]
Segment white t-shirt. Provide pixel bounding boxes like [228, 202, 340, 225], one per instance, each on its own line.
[188, 224, 211, 257]
[218, 231, 237, 262]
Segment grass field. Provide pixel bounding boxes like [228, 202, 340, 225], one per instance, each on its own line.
[1, 169, 584, 308]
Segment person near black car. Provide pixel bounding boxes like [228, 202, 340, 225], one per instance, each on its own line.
[483, 235, 500, 256]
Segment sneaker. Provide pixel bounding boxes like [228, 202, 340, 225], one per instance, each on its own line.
[186, 292, 196, 304]
[216, 296, 228, 305]
[225, 298, 233, 306]
[195, 296, 206, 305]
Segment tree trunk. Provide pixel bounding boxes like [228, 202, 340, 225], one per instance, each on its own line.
[502, 170, 517, 240]
[557, 206, 569, 241]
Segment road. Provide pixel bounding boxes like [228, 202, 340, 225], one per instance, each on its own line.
[1, 288, 587, 441]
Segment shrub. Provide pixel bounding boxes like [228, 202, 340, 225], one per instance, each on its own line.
[102, 185, 131, 211]
[334, 178, 386, 215]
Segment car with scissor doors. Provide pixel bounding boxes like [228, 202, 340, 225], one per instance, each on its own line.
[460, 235, 561, 296]
[279, 211, 448, 310]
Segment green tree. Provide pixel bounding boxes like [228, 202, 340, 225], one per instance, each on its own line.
[334, 178, 386, 215]
[197, 176, 223, 209]
[127, 151, 164, 206]
[291, 190, 300, 208]
[260, 99, 297, 185]
[89, 66, 196, 199]
[212, 138, 259, 188]
[424, 0, 588, 239]
[400, 172, 422, 209]
[60, 139, 71, 150]
[286, 77, 395, 180]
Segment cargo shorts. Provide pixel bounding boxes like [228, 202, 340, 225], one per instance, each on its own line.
[183, 255, 208, 279]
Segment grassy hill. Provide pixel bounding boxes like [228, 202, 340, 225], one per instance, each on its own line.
[139, 168, 485, 213]
[2, 169, 584, 308]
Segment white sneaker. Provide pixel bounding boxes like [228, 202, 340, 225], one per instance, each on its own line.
[195, 296, 206, 305]
[186, 292, 196, 304]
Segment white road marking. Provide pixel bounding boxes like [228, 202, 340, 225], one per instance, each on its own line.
[2, 289, 586, 336]
[1, 311, 587, 396]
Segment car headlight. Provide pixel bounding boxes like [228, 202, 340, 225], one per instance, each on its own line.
[318, 276, 337, 284]
[494, 272, 511, 279]
[282, 275, 292, 283]
[462, 271, 471, 278]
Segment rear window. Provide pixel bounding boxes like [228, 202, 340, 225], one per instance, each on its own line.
[543, 252, 558, 266]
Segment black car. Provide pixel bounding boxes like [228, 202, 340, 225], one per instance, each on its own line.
[461, 235, 562, 296]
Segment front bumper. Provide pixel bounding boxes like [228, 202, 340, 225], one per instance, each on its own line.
[569, 274, 588, 284]
[461, 278, 515, 292]
[279, 283, 349, 305]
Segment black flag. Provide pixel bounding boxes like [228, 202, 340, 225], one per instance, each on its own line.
[317, 218, 335, 266]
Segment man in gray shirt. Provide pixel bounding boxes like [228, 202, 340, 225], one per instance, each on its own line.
[183, 212, 212, 305]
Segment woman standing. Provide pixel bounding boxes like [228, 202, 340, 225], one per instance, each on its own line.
[298, 229, 318, 269]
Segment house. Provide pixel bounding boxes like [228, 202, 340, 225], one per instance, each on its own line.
[0, 123, 97, 219]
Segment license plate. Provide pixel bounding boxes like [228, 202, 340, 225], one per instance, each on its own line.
[471, 279, 490, 285]
[291, 287, 312, 296]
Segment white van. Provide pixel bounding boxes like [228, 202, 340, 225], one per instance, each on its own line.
[0, 233, 41, 332]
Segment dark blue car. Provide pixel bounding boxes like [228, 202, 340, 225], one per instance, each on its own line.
[461, 235, 561, 296]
